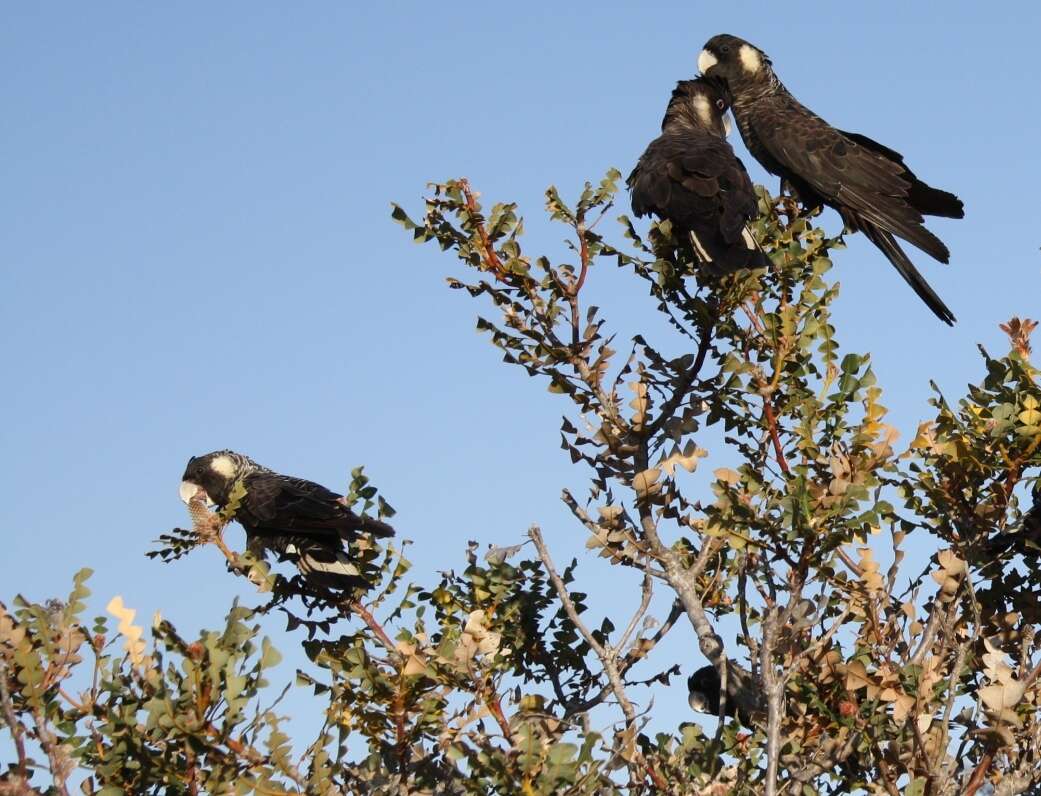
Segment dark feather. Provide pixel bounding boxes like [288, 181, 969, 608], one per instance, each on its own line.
[628, 84, 768, 275]
[687, 664, 765, 725]
[238, 473, 369, 538]
[839, 131, 964, 219]
[858, 222, 956, 324]
[182, 450, 395, 593]
[700, 35, 962, 321]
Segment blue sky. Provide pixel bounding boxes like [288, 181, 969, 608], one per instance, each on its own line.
[3, 3, 1040, 748]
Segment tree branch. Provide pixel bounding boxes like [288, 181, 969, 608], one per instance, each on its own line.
[0, 660, 29, 784]
[529, 526, 636, 727]
[29, 704, 70, 796]
[348, 601, 397, 656]
[561, 600, 683, 720]
[760, 396, 790, 476]
[761, 608, 782, 796]
[459, 179, 508, 280]
[644, 311, 716, 437]
[963, 751, 995, 796]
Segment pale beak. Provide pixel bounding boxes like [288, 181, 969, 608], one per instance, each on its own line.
[697, 49, 718, 74]
[723, 114, 733, 138]
[179, 480, 215, 506]
[689, 691, 708, 712]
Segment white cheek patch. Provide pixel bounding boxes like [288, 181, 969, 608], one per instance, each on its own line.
[739, 44, 762, 73]
[179, 480, 214, 506]
[697, 49, 718, 73]
[209, 454, 236, 479]
[692, 94, 714, 128]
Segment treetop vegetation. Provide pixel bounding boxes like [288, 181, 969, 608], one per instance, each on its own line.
[4, 171, 1041, 795]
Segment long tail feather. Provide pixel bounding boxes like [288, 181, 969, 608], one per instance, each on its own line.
[843, 185, 952, 264]
[861, 223, 956, 325]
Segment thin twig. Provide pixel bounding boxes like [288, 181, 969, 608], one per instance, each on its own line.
[761, 397, 790, 476]
[561, 601, 683, 719]
[202, 723, 266, 765]
[459, 179, 508, 280]
[835, 547, 864, 578]
[938, 641, 969, 766]
[565, 217, 593, 352]
[617, 571, 654, 653]
[738, 562, 760, 676]
[644, 311, 716, 437]
[481, 682, 514, 745]
[792, 605, 852, 679]
[529, 526, 636, 726]
[0, 660, 29, 782]
[572, 220, 592, 296]
[909, 602, 945, 666]
[29, 704, 71, 796]
[963, 751, 995, 796]
[530, 525, 666, 789]
[348, 601, 397, 656]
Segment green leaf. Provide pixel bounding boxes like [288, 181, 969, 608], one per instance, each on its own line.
[260, 636, 282, 669]
[906, 777, 927, 796]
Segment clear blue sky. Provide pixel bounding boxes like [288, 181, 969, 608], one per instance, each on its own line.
[3, 3, 1039, 746]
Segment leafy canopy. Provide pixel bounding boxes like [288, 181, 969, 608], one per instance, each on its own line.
[3, 173, 1041, 795]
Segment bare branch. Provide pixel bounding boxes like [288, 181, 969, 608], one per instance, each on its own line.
[529, 526, 637, 727]
[761, 607, 783, 796]
[29, 705, 71, 796]
[561, 600, 683, 720]
[617, 571, 654, 653]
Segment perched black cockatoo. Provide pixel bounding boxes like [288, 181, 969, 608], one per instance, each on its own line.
[698, 34, 964, 324]
[179, 450, 394, 591]
[628, 76, 769, 276]
[687, 663, 766, 726]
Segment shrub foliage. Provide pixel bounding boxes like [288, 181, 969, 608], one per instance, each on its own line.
[3, 173, 1041, 795]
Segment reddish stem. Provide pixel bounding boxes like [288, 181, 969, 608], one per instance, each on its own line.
[573, 227, 590, 296]
[186, 747, 199, 795]
[643, 759, 667, 790]
[204, 723, 265, 764]
[963, 751, 994, 796]
[459, 179, 508, 280]
[761, 398, 790, 476]
[393, 684, 409, 770]
[350, 601, 397, 654]
[484, 684, 514, 744]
